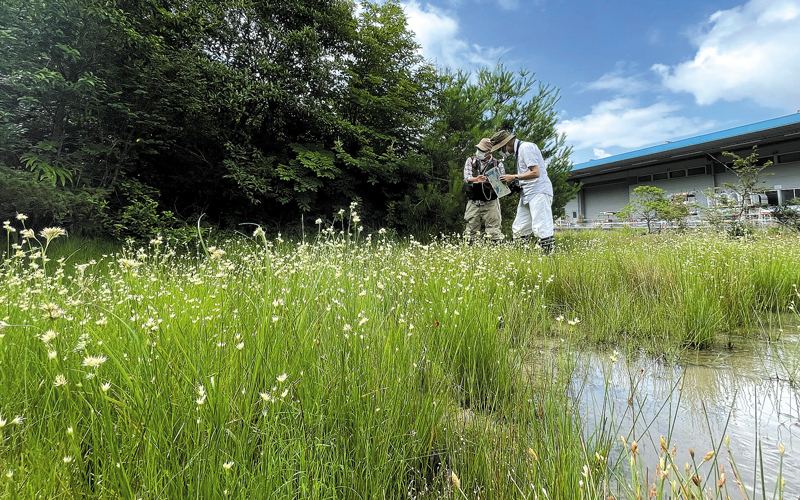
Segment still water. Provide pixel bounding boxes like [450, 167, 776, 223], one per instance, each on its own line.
[572, 336, 800, 498]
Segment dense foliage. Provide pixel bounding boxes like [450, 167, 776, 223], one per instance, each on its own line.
[1, 0, 575, 239]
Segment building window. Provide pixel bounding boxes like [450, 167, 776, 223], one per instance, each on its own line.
[766, 190, 779, 205]
[687, 166, 707, 176]
[756, 156, 774, 166]
[652, 172, 668, 181]
[762, 190, 799, 205]
[669, 170, 686, 178]
[713, 163, 729, 174]
[781, 189, 800, 203]
[573, 211, 577, 219]
[778, 151, 800, 164]
[637, 175, 652, 183]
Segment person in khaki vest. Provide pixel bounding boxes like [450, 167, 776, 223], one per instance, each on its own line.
[463, 138, 505, 242]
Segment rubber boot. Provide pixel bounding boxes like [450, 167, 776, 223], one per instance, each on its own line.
[540, 236, 555, 255]
[516, 234, 538, 247]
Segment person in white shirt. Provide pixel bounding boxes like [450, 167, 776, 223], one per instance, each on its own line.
[491, 130, 554, 253]
[463, 138, 506, 242]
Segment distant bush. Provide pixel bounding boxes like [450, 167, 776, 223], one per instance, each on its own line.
[771, 198, 800, 232]
[0, 165, 103, 234]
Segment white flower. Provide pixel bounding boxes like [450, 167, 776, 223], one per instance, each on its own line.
[54, 374, 68, 387]
[63, 456, 73, 464]
[315, 218, 323, 225]
[276, 373, 288, 383]
[66, 427, 74, 436]
[118, 258, 141, 270]
[40, 329, 58, 344]
[101, 382, 112, 393]
[222, 461, 234, 470]
[81, 354, 108, 368]
[0, 416, 5, 428]
[11, 416, 23, 425]
[253, 226, 265, 237]
[196, 385, 207, 405]
[41, 303, 65, 320]
[15, 213, 27, 221]
[39, 227, 67, 242]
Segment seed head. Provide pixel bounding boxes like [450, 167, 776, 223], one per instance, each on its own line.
[450, 471, 461, 489]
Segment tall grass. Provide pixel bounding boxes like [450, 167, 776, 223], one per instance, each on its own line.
[1, 215, 797, 498]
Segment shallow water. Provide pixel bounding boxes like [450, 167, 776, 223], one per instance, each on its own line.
[572, 336, 800, 498]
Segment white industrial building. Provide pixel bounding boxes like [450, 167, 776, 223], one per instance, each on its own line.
[564, 113, 800, 223]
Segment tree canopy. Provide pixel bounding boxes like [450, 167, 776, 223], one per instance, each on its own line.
[1, 0, 578, 239]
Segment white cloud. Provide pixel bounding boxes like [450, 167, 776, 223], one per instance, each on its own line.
[400, 1, 509, 69]
[652, 0, 800, 109]
[593, 148, 612, 159]
[647, 28, 662, 45]
[558, 97, 715, 150]
[584, 72, 651, 95]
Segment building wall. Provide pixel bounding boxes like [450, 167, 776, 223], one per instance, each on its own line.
[584, 182, 630, 220]
[563, 155, 800, 222]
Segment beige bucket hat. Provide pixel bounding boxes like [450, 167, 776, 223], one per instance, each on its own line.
[475, 138, 493, 152]
[490, 130, 515, 152]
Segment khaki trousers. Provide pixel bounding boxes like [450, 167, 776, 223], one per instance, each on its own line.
[464, 200, 504, 241]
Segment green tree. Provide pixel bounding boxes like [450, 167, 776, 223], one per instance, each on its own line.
[478, 64, 578, 220]
[392, 63, 578, 235]
[704, 146, 773, 237]
[721, 147, 773, 219]
[620, 185, 677, 233]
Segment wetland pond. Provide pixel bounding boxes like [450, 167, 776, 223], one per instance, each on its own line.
[572, 335, 800, 497]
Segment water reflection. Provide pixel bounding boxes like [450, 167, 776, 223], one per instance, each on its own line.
[572, 338, 800, 498]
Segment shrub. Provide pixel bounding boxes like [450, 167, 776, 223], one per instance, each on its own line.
[0, 165, 103, 234]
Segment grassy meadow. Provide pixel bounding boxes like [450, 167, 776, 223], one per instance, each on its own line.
[1, 211, 799, 499]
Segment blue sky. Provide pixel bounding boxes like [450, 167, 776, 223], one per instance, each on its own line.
[396, 0, 800, 164]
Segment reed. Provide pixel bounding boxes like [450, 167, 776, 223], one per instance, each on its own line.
[1, 214, 797, 498]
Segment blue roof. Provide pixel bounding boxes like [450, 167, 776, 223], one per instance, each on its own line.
[572, 113, 800, 171]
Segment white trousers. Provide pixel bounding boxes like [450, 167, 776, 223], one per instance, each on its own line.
[512, 193, 554, 239]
